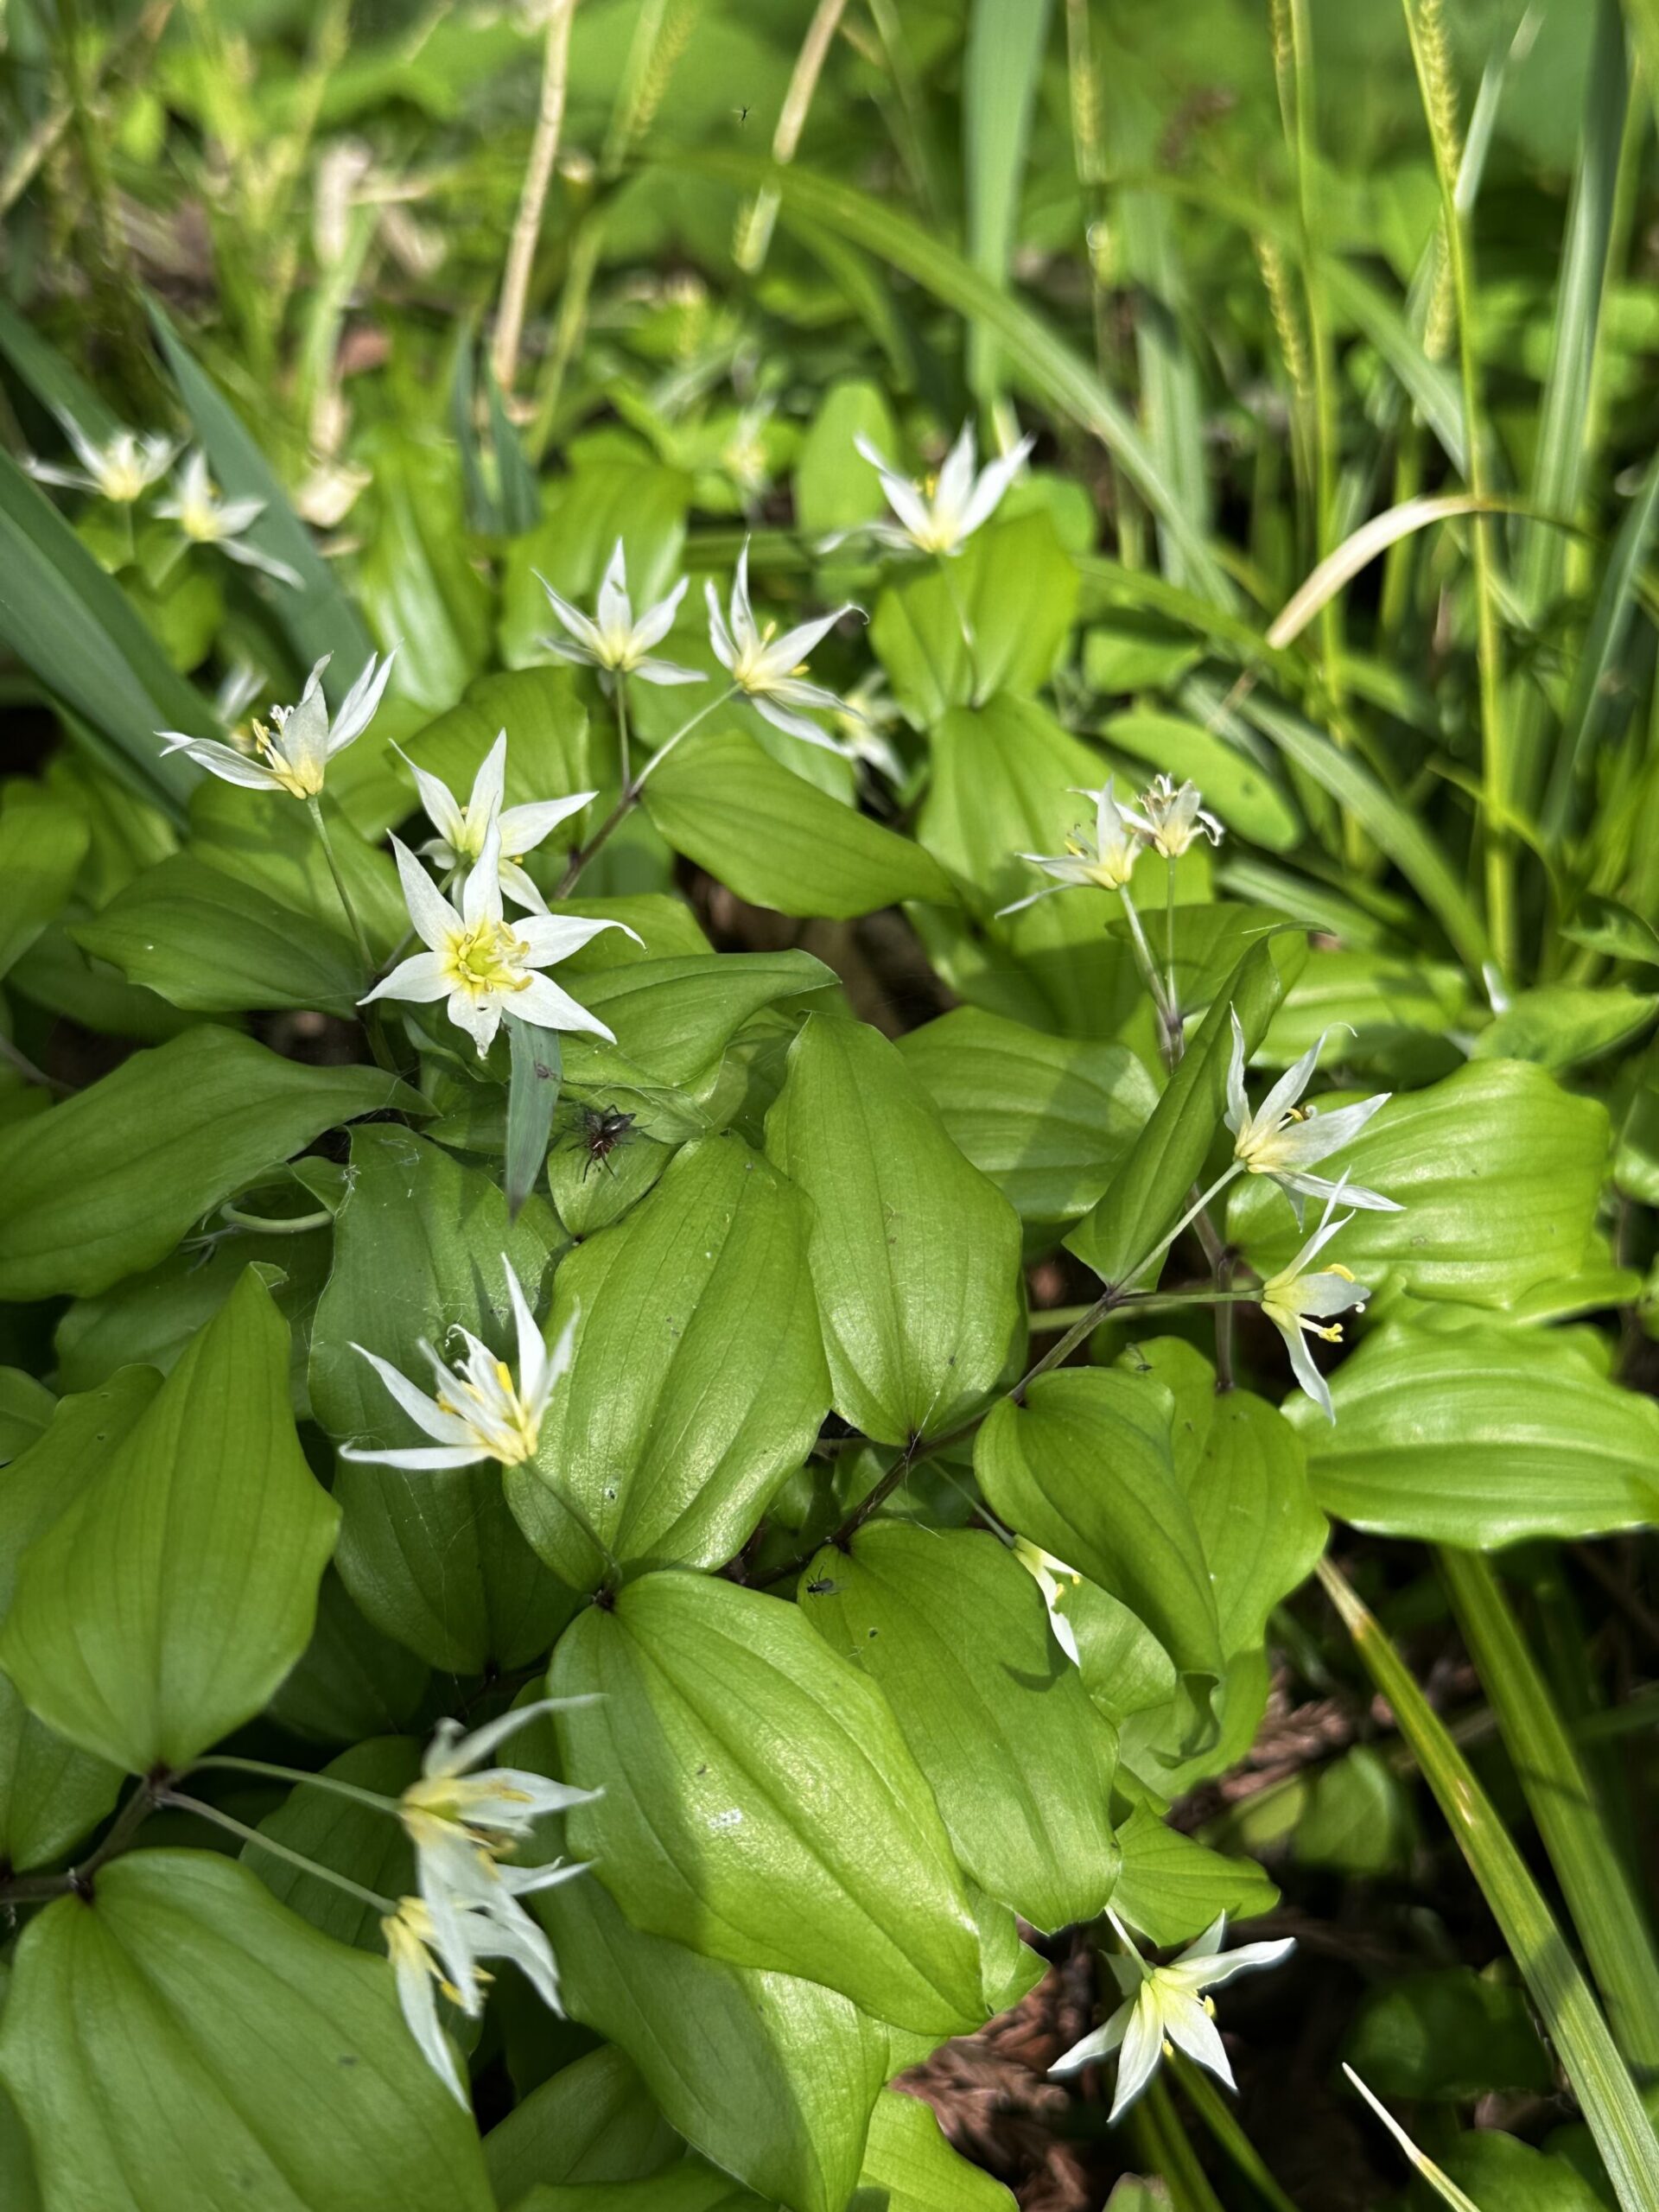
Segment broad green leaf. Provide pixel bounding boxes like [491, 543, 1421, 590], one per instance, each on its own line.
[1066, 931, 1306, 1287]
[1117, 902, 1301, 1026]
[1228, 1059, 1608, 1309]
[1472, 985, 1658, 1072]
[897, 1007, 1157, 1226]
[149, 301, 376, 679]
[573, 950, 839, 1095]
[1293, 1745, 1420, 1877]
[0, 1368, 162, 1613]
[849, 2088, 1016, 2212]
[976, 1370, 1224, 1688]
[765, 1014, 1023, 1444]
[793, 380, 899, 535]
[1176, 1373, 1326, 1658]
[1258, 948, 1471, 1072]
[798, 1524, 1118, 1932]
[505, 1135, 828, 1586]
[0, 1850, 493, 2212]
[0, 1370, 54, 1465]
[552, 1569, 985, 2036]
[356, 429, 491, 712]
[546, 1110, 675, 1237]
[0, 1271, 339, 1772]
[243, 1738, 421, 1951]
[1109, 1805, 1280, 1946]
[309, 1126, 573, 1672]
[0, 794, 88, 986]
[537, 1838, 891, 2212]
[1434, 2134, 1606, 2212]
[400, 665, 593, 861]
[485, 2047, 682, 2206]
[517, 2164, 763, 2209]
[1561, 895, 1659, 969]
[1103, 710, 1302, 853]
[0, 1675, 120, 1872]
[0, 294, 119, 441]
[0, 1027, 419, 1300]
[73, 851, 364, 1015]
[1344, 1968, 1554, 2102]
[871, 513, 1079, 722]
[187, 779, 409, 956]
[1289, 1323, 1659, 1544]
[643, 724, 953, 918]
[265, 1568, 430, 1746]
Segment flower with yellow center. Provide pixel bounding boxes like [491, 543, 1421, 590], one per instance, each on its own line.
[1258, 1185, 1371, 1422]
[343, 1254, 575, 1474]
[706, 540, 860, 749]
[399, 728, 594, 914]
[158, 648, 395, 798]
[1001, 779, 1142, 914]
[1126, 772, 1224, 858]
[383, 1898, 475, 2105]
[1052, 1915, 1296, 2120]
[154, 449, 301, 585]
[539, 540, 703, 687]
[1225, 1011, 1400, 1222]
[25, 416, 176, 503]
[855, 418, 1033, 557]
[361, 818, 638, 1055]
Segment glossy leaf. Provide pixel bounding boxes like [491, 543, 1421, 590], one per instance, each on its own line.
[505, 1134, 828, 1586]
[0, 1027, 419, 1301]
[849, 2088, 1017, 2212]
[870, 512, 1080, 721]
[766, 1014, 1023, 1445]
[0, 1850, 493, 2212]
[1109, 1805, 1280, 1947]
[551, 1569, 985, 2036]
[0, 1271, 339, 1772]
[485, 2047, 682, 2206]
[0, 795, 88, 986]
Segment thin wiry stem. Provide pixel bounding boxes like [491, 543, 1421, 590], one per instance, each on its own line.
[493, 0, 579, 399]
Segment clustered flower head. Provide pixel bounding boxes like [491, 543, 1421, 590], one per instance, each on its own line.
[383, 1700, 598, 2105]
[539, 540, 703, 687]
[1052, 1916, 1296, 2120]
[345, 1254, 573, 1472]
[158, 648, 397, 799]
[855, 418, 1033, 558]
[1225, 1012, 1399, 1220]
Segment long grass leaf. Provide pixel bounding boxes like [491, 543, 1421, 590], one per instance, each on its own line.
[0, 296, 121, 443]
[1440, 1548, 1659, 2073]
[1320, 1559, 1659, 2212]
[963, 0, 1054, 410]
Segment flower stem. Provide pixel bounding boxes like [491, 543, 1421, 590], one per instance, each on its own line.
[219, 1205, 334, 1237]
[160, 1789, 397, 1915]
[188, 1754, 402, 1816]
[557, 686, 734, 896]
[1164, 855, 1179, 1023]
[1170, 2050, 1304, 2212]
[306, 795, 397, 1073]
[613, 672, 631, 788]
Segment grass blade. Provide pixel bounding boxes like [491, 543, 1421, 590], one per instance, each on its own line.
[505, 1016, 561, 1222]
[963, 0, 1055, 410]
[1439, 1548, 1659, 2073]
[1319, 1558, 1659, 2212]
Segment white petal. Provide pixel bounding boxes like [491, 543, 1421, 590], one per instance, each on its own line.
[933, 421, 979, 531]
[505, 1258, 547, 1409]
[390, 1936, 470, 2107]
[389, 837, 463, 953]
[499, 793, 593, 854]
[627, 574, 690, 652]
[350, 1345, 479, 1444]
[632, 656, 705, 688]
[360, 948, 452, 1007]
[756, 606, 852, 678]
[704, 579, 736, 671]
[497, 858, 550, 914]
[1280, 1168, 1401, 1214]
[159, 736, 283, 791]
[279, 689, 331, 785]
[1190, 1936, 1298, 1990]
[728, 541, 760, 654]
[752, 696, 840, 747]
[512, 974, 616, 1042]
[1049, 1997, 1134, 2078]
[958, 432, 1033, 538]
[464, 732, 507, 846]
[331, 647, 397, 752]
[538, 572, 605, 653]
[448, 990, 502, 1057]
[1270, 1092, 1391, 1167]
[595, 539, 632, 639]
[517, 912, 640, 963]
[397, 746, 467, 849]
[1108, 1993, 1166, 2122]
[340, 1442, 488, 1471]
[1279, 1317, 1335, 1422]
[1160, 1989, 1235, 2088]
[461, 817, 505, 928]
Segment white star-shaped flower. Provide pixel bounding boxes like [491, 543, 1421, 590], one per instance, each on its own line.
[539, 541, 703, 687]
[1226, 1012, 1400, 1221]
[25, 417, 177, 503]
[1012, 1535, 1083, 1665]
[1052, 1916, 1296, 2120]
[157, 648, 396, 798]
[1127, 773, 1224, 858]
[705, 540, 860, 751]
[855, 419, 1033, 557]
[1000, 779, 1143, 915]
[154, 449, 300, 586]
[344, 1254, 574, 1474]
[1259, 1185, 1371, 1422]
[398, 729, 593, 915]
[360, 818, 638, 1056]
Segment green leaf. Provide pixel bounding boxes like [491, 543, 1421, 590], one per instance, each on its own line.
[963, 0, 1052, 406]
[148, 298, 377, 680]
[0, 1368, 162, 1615]
[573, 950, 839, 1095]
[243, 1738, 421, 1951]
[0, 1271, 339, 1771]
[516, 2162, 764, 2209]
[798, 1524, 1118, 1932]
[1289, 1322, 1659, 1545]
[897, 1007, 1158, 1226]
[0, 1850, 493, 2212]
[537, 1867, 888, 2212]
[187, 779, 409, 957]
[1066, 930, 1305, 1287]
[1229, 1059, 1608, 1310]
[264, 1568, 431, 1746]
[1345, 1967, 1554, 2101]
[1561, 896, 1659, 969]
[765, 1014, 1023, 1445]
[73, 851, 364, 1015]
[976, 1370, 1224, 1689]
[793, 380, 899, 536]
[1257, 948, 1471, 1072]
[1103, 710, 1302, 854]
[309, 1126, 573, 1673]
[0, 795, 88, 987]
[643, 724, 952, 918]
[1433, 2133, 1607, 2212]
[871, 513, 1079, 722]
[849, 2088, 1017, 2212]
[552, 1569, 985, 2036]
[505, 1134, 828, 1586]
[1472, 985, 1658, 1072]
[485, 2047, 682, 2206]
[0, 1370, 54, 1465]
[1294, 1745, 1420, 1877]
[0, 1675, 120, 1872]
[1109, 1804, 1280, 1947]
[506, 1017, 563, 1220]
[0, 1027, 420, 1300]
